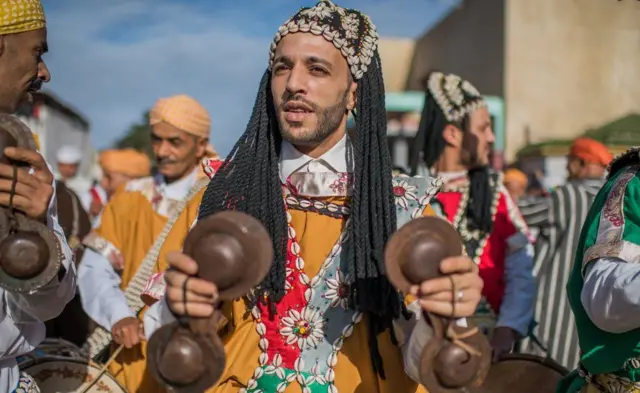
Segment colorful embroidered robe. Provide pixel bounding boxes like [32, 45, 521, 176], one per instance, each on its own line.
[432, 172, 534, 336]
[145, 174, 444, 393]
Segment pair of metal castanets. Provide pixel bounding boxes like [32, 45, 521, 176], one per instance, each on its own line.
[148, 212, 491, 393]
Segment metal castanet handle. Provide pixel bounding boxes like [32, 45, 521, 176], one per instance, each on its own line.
[0, 118, 63, 294]
[384, 216, 491, 392]
[147, 211, 273, 393]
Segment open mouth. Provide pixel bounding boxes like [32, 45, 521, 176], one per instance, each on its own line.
[284, 101, 314, 123]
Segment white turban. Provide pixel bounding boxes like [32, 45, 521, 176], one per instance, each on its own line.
[56, 146, 82, 164]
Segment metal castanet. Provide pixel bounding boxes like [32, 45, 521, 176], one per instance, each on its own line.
[384, 216, 492, 393]
[0, 114, 62, 294]
[147, 211, 274, 393]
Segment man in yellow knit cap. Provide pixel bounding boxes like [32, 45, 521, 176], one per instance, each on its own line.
[0, 1, 77, 392]
[78, 94, 217, 393]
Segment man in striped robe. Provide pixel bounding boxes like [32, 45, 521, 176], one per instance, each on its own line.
[519, 137, 612, 369]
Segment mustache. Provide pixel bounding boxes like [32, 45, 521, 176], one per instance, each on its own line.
[28, 78, 42, 92]
[280, 96, 319, 112]
[156, 157, 177, 165]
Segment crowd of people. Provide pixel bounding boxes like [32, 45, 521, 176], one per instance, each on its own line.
[0, 1, 636, 393]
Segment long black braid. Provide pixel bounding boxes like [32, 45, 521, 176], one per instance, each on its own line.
[199, 71, 289, 306]
[198, 51, 404, 378]
[409, 83, 494, 234]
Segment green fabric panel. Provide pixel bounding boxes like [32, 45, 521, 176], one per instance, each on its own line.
[622, 174, 640, 247]
[560, 168, 640, 392]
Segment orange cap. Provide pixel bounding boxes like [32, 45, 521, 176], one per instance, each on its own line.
[569, 138, 612, 167]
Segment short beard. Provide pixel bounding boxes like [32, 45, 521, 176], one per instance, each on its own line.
[460, 131, 484, 168]
[279, 90, 349, 146]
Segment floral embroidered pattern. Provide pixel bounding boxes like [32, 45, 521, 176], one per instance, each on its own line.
[328, 173, 351, 195]
[603, 171, 634, 227]
[241, 207, 357, 393]
[392, 179, 418, 210]
[281, 307, 325, 349]
[240, 175, 440, 393]
[324, 270, 349, 309]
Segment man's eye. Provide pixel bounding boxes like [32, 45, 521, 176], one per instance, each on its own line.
[274, 65, 290, 73]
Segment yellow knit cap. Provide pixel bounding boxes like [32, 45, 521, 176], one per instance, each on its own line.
[0, 0, 46, 35]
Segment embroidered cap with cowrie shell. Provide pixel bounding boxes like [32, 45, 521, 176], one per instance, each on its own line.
[427, 71, 487, 123]
[269, 0, 378, 80]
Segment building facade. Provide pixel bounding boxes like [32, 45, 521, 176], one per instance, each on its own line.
[405, 0, 640, 162]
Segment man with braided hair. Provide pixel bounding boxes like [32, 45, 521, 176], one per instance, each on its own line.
[144, 2, 485, 392]
[409, 72, 535, 361]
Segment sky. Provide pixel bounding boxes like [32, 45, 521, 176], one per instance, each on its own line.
[41, 0, 459, 156]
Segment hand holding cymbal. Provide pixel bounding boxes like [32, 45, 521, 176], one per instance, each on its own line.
[385, 216, 491, 393]
[147, 211, 273, 393]
[0, 115, 61, 294]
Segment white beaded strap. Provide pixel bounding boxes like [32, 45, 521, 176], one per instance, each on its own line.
[81, 177, 210, 358]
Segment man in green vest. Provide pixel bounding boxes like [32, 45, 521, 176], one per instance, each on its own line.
[559, 146, 640, 393]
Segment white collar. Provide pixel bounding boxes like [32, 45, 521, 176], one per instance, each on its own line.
[434, 170, 467, 183]
[279, 134, 352, 183]
[156, 167, 199, 200]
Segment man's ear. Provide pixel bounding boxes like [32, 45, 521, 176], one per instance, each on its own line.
[442, 124, 462, 148]
[196, 136, 209, 158]
[346, 81, 357, 111]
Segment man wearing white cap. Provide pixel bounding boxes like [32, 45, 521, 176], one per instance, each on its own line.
[56, 145, 92, 212]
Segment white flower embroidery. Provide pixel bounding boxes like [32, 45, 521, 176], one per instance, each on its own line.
[392, 179, 418, 210]
[324, 271, 349, 309]
[264, 353, 287, 380]
[280, 307, 325, 350]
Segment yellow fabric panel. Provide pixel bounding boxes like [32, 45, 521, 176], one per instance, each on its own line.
[153, 187, 206, 274]
[422, 204, 436, 217]
[91, 190, 166, 392]
[94, 191, 168, 289]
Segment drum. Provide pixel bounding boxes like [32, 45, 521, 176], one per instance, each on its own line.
[17, 338, 125, 393]
[471, 353, 569, 393]
[23, 359, 126, 393]
[16, 338, 86, 369]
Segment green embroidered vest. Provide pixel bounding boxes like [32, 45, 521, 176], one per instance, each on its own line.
[559, 158, 640, 392]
